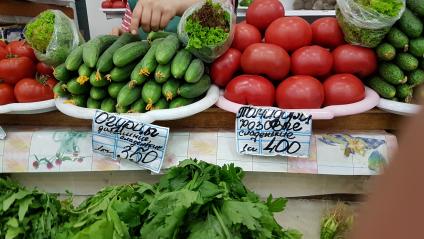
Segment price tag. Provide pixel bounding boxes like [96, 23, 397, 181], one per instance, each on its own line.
[236, 106, 312, 158]
[91, 110, 169, 173]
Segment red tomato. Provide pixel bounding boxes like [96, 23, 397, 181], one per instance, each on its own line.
[265, 17, 312, 52]
[211, 48, 241, 87]
[6, 40, 36, 61]
[291, 46, 333, 77]
[276, 75, 324, 109]
[0, 83, 16, 105]
[112, 1, 126, 8]
[323, 74, 365, 106]
[14, 78, 55, 103]
[311, 17, 345, 49]
[36, 62, 54, 76]
[241, 43, 290, 81]
[0, 47, 7, 60]
[332, 44, 377, 78]
[0, 41, 6, 48]
[231, 23, 262, 52]
[246, 0, 285, 31]
[224, 75, 275, 106]
[101, 1, 113, 8]
[0, 56, 35, 85]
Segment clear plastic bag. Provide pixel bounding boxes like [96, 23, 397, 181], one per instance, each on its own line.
[24, 10, 83, 66]
[178, 0, 236, 63]
[336, 0, 405, 48]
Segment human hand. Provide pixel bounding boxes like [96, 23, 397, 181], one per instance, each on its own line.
[111, 27, 125, 36]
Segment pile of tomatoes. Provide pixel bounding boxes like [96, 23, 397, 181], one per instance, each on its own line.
[211, 0, 378, 109]
[0, 40, 57, 105]
[101, 0, 127, 8]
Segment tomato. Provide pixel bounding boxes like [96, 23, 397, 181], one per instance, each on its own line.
[0, 83, 16, 105]
[323, 74, 365, 106]
[211, 48, 241, 87]
[265, 17, 312, 52]
[332, 44, 377, 78]
[36, 62, 54, 76]
[224, 75, 275, 106]
[112, 1, 126, 8]
[241, 43, 290, 81]
[246, 0, 285, 31]
[0, 41, 6, 48]
[276, 75, 324, 109]
[0, 47, 7, 60]
[6, 40, 36, 61]
[14, 78, 55, 103]
[311, 17, 345, 49]
[0, 56, 35, 85]
[231, 23, 262, 52]
[291, 46, 333, 77]
[101, 1, 113, 8]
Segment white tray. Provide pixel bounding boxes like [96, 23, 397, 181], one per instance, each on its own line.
[0, 100, 56, 114]
[55, 85, 220, 123]
[378, 98, 421, 116]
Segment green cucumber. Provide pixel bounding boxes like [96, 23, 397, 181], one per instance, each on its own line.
[90, 87, 107, 100]
[169, 97, 194, 109]
[396, 53, 419, 71]
[116, 105, 130, 113]
[89, 71, 109, 87]
[396, 84, 413, 99]
[78, 64, 92, 77]
[409, 38, 424, 58]
[117, 83, 141, 107]
[398, 9, 423, 39]
[97, 33, 139, 72]
[152, 98, 169, 110]
[113, 41, 150, 67]
[142, 80, 162, 110]
[83, 35, 118, 68]
[408, 69, 424, 86]
[53, 83, 68, 98]
[107, 62, 137, 82]
[184, 59, 205, 83]
[171, 49, 192, 79]
[66, 78, 90, 95]
[129, 99, 147, 113]
[53, 63, 72, 82]
[387, 27, 409, 51]
[108, 82, 126, 98]
[162, 78, 180, 101]
[179, 74, 211, 98]
[101, 98, 116, 113]
[68, 95, 87, 107]
[130, 39, 162, 86]
[376, 43, 396, 61]
[407, 0, 424, 17]
[87, 97, 101, 109]
[65, 44, 84, 71]
[367, 76, 396, 99]
[379, 63, 407, 85]
[155, 34, 180, 65]
[147, 31, 176, 43]
[154, 63, 171, 83]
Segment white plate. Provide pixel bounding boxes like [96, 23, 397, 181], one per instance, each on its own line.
[378, 98, 421, 116]
[55, 85, 220, 123]
[0, 99, 56, 114]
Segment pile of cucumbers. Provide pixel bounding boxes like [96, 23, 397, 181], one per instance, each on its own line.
[53, 32, 211, 113]
[368, 2, 424, 104]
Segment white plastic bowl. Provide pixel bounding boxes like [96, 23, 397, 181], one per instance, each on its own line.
[378, 98, 421, 116]
[0, 99, 56, 114]
[55, 85, 220, 123]
[216, 87, 380, 120]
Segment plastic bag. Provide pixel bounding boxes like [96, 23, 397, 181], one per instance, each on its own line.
[24, 10, 83, 66]
[178, 0, 236, 63]
[336, 0, 405, 48]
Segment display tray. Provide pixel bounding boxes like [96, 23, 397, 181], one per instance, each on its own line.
[55, 85, 220, 123]
[216, 87, 380, 120]
[0, 99, 56, 114]
[377, 98, 421, 116]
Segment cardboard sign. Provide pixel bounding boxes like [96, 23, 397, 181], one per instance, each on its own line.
[236, 106, 312, 158]
[92, 110, 169, 173]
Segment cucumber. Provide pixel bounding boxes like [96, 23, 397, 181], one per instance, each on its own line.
[108, 82, 126, 98]
[152, 98, 169, 110]
[179, 74, 211, 98]
[409, 38, 424, 58]
[367, 76, 396, 99]
[155, 34, 180, 65]
[66, 78, 90, 95]
[396, 53, 419, 71]
[147, 31, 176, 43]
[90, 87, 108, 100]
[379, 63, 407, 85]
[171, 49, 192, 79]
[154, 63, 171, 83]
[97, 33, 139, 72]
[53, 63, 72, 82]
[408, 69, 424, 86]
[407, 0, 424, 17]
[53, 83, 68, 98]
[184, 59, 205, 83]
[68, 95, 87, 107]
[129, 99, 147, 113]
[169, 97, 194, 109]
[130, 39, 162, 86]
[87, 97, 101, 109]
[396, 84, 413, 99]
[117, 83, 141, 107]
[142, 81, 162, 110]
[89, 71, 109, 87]
[376, 43, 396, 61]
[162, 78, 180, 101]
[78, 64, 92, 77]
[65, 44, 84, 71]
[107, 62, 137, 82]
[83, 35, 118, 68]
[387, 27, 409, 51]
[398, 9, 423, 39]
[113, 41, 150, 67]
[101, 98, 116, 113]
[116, 105, 130, 113]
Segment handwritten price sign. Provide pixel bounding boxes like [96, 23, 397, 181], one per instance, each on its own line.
[91, 110, 169, 173]
[236, 106, 312, 158]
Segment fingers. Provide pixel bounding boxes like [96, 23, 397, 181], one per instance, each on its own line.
[150, 10, 162, 32]
[111, 27, 120, 36]
[130, 1, 142, 35]
[159, 12, 173, 30]
[140, 6, 152, 33]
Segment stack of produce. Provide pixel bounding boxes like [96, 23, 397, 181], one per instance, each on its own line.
[368, 0, 424, 103]
[101, 0, 126, 8]
[0, 40, 57, 105]
[56, 32, 211, 113]
[0, 160, 301, 239]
